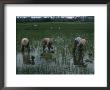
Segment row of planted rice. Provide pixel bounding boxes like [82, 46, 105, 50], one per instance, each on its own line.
[16, 33, 94, 74]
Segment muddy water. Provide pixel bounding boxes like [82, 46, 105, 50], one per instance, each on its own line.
[16, 40, 94, 74]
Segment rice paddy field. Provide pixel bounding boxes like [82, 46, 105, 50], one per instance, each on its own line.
[16, 22, 94, 74]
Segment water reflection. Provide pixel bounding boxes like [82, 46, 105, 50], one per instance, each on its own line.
[16, 40, 94, 74]
[22, 52, 35, 65]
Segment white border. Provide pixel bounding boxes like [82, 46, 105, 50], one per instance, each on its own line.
[5, 4, 107, 87]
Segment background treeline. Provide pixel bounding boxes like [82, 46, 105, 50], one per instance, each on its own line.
[16, 16, 94, 23]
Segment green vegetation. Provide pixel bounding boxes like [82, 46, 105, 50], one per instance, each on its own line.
[16, 22, 94, 74]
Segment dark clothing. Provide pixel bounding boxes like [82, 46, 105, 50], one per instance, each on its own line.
[78, 44, 84, 65]
[73, 41, 84, 65]
[21, 42, 30, 53]
[43, 41, 53, 52]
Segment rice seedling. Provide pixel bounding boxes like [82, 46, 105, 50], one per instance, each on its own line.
[16, 22, 94, 74]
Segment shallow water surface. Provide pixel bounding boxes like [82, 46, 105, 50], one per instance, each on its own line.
[16, 39, 94, 74]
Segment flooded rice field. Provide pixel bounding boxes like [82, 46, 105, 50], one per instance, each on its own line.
[16, 36, 94, 74]
[16, 22, 94, 74]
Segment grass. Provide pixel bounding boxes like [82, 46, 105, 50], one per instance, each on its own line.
[16, 22, 94, 74]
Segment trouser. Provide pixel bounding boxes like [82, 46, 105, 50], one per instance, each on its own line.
[78, 44, 84, 64]
[73, 40, 78, 64]
[73, 42, 84, 65]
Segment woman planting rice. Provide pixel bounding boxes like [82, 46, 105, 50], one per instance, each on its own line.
[42, 38, 54, 53]
[73, 37, 87, 65]
[21, 38, 30, 53]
